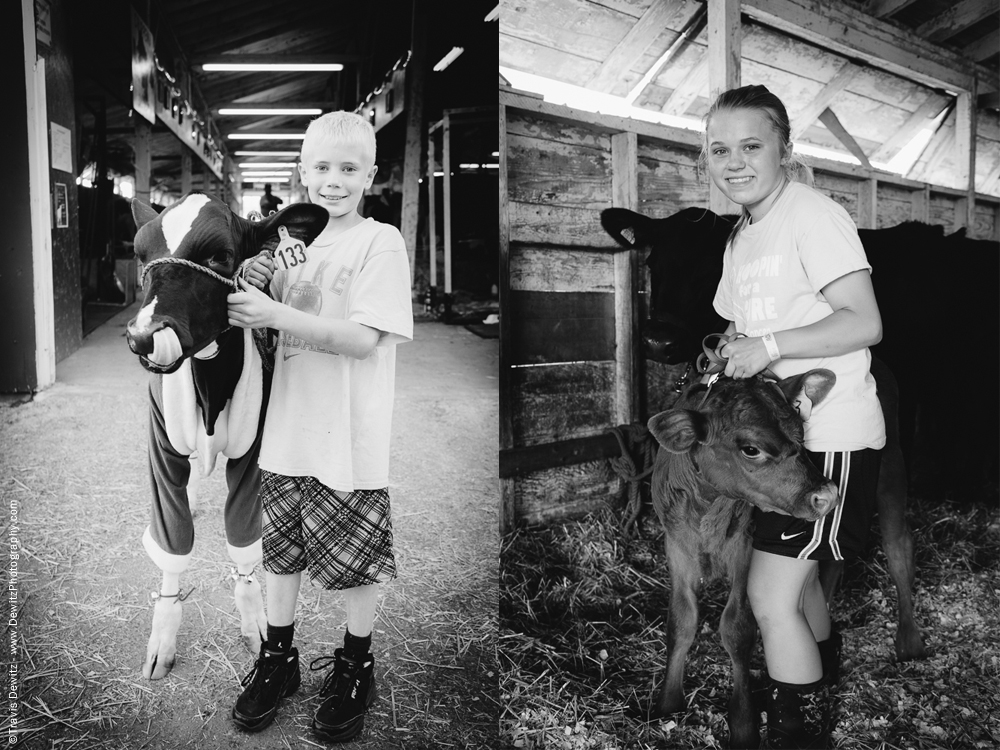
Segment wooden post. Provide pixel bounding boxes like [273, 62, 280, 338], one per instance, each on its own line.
[443, 112, 452, 294]
[857, 177, 878, 229]
[499, 101, 514, 534]
[707, 0, 741, 216]
[910, 184, 930, 223]
[134, 119, 152, 207]
[955, 79, 977, 230]
[427, 121, 439, 289]
[400, 0, 426, 294]
[611, 131, 639, 426]
[181, 148, 192, 196]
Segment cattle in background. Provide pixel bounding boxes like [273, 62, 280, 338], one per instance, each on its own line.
[601, 206, 933, 664]
[647, 369, 839, 749]
[126, 193, 328, 679]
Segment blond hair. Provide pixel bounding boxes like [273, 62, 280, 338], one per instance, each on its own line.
[300, 111, 377, 167]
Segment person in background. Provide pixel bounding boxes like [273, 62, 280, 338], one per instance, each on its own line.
[259, 183, 284, 216]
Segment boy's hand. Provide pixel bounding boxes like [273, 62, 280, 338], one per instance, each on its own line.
[228, 277, 277, 329]
[244, 252, 275, 291]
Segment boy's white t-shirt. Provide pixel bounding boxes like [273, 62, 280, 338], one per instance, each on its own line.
[260, 217, 414, 490]
[713, 181, 885, 451]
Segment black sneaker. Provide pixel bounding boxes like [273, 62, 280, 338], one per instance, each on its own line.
[232, 646, 301, 732]
[310, 649, 376, 742]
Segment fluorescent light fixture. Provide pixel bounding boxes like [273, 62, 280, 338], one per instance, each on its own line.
[219, 107, 322, 115]
[235, 150, 300, 156]
[228, 133, 306, 140]
[238, 162, 298, 168]
[241, 171, 293, 178]
[204, 63, 343, 72]
[433, 47, 464, 72]
[485, 5, 499, 21]
[245, 177, 290, 183]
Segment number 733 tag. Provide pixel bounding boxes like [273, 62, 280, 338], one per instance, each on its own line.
[274, 226, 309, 270]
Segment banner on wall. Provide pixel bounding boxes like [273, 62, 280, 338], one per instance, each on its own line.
[131, 8, 156, 125]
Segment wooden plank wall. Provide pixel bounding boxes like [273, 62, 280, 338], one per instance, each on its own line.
[500, 89, 1000, 532]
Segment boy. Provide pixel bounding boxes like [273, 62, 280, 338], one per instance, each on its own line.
[226, 111, 413, 742]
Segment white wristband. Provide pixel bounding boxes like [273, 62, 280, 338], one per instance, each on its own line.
[762, 332, 781, 362]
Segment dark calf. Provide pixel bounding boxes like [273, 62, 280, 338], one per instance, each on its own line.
[647, 371, 838, 749]
[602, 205, 928, 663]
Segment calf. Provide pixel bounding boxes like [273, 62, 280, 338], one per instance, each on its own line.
[602, 206, 928, 662]
[126, 193, 328, 679]
[648, 370, 838, 749]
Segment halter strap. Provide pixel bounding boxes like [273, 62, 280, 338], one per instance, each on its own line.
[140, 256, 239, 290]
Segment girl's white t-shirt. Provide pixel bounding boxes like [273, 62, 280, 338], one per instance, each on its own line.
[713, 181, 885, 451]
[260, 217, 414, 490]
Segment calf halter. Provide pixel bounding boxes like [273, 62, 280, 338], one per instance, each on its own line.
[140, 256, 240, 290]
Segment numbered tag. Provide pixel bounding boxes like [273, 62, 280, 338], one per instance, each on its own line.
[273, 226, 309, 270]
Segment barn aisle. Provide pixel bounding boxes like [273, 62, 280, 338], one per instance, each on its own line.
[0, 305, 498, 748]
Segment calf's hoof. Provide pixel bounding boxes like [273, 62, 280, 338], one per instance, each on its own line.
[143, 597, 183, 680]
[233, 574, 267, 653]
[895, 626, 928, 662]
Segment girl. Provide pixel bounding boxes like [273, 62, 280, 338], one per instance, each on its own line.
[705, 85, 885, 748]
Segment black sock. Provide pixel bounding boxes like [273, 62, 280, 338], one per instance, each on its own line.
[343, 629, 372, 659]
[266, 622, 294, 653]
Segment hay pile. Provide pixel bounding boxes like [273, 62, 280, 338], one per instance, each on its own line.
[501, 494, 1000, 749]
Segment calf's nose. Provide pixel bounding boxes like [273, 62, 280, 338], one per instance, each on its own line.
[808, 482, 840, 517]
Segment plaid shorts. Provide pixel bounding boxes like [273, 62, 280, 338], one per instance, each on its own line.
[260, 470, 397, 590]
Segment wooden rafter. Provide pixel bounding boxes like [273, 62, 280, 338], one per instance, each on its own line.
[907, 108, 956, 182]
[790, 61, 860, 140]
[817, 107, 873, 168]
[660, 56, 708, 116]
[741, 0, 997, 93]
[870, 95, 947, 163]
[866, 0, 919, 18]
[623, 5, 708, 106]
[588, 1, 692, 94]
[914, 0, 997, 44]
[963, 28, 999, 63]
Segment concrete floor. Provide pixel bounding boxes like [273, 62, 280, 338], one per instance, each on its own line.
[1, 303, 499, 748]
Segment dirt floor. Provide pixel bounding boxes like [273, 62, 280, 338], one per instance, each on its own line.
[0, 305, 499, 749]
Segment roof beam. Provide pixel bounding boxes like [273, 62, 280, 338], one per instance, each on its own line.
[588, 1, 692, 94]
[955, 83, 978, 228]
[914, 0, 996, 43]
[963, 28, 1000, 63]
[660, 55, 708, 116]
[623, 5, 708, 105]
[741, 0, 997, 93]
[865, 0, 920, 18]
[907, 109, 956, 182]
[870, 95, 947, 162]
[790, 61, 860, 140]
[817, 107, 873, 168]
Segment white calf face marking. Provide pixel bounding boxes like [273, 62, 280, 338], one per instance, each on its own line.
[161, 193, 212, 254]
[131, 297, 158, 334]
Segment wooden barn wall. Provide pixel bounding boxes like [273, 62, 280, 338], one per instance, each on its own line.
[501, 92, 1000, 531]
[47, 0, 82, 363]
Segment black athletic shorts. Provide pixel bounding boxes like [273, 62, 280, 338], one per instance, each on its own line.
[752, 448, 882, 561]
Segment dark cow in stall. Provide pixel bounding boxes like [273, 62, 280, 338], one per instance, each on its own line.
[126, 193, 328, 679]
[647, 368, 839, 750]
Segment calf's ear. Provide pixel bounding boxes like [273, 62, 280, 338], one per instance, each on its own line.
[778, 369, 836, 421]
[250, 203, 331, 254]
[600, 208, 650, 248]
[648, 409, 712, 453]
[131, 199, 160, 230]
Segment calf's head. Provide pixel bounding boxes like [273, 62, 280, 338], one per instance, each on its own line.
[601, 207, 733, 363]
[126, 193, 328, 374]
[648, 371, 839, 520]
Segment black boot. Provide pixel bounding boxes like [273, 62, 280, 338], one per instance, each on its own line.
[764, 674, 833, 749]
[232, 645, 301, 732]
[310, 648, 376, 742]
